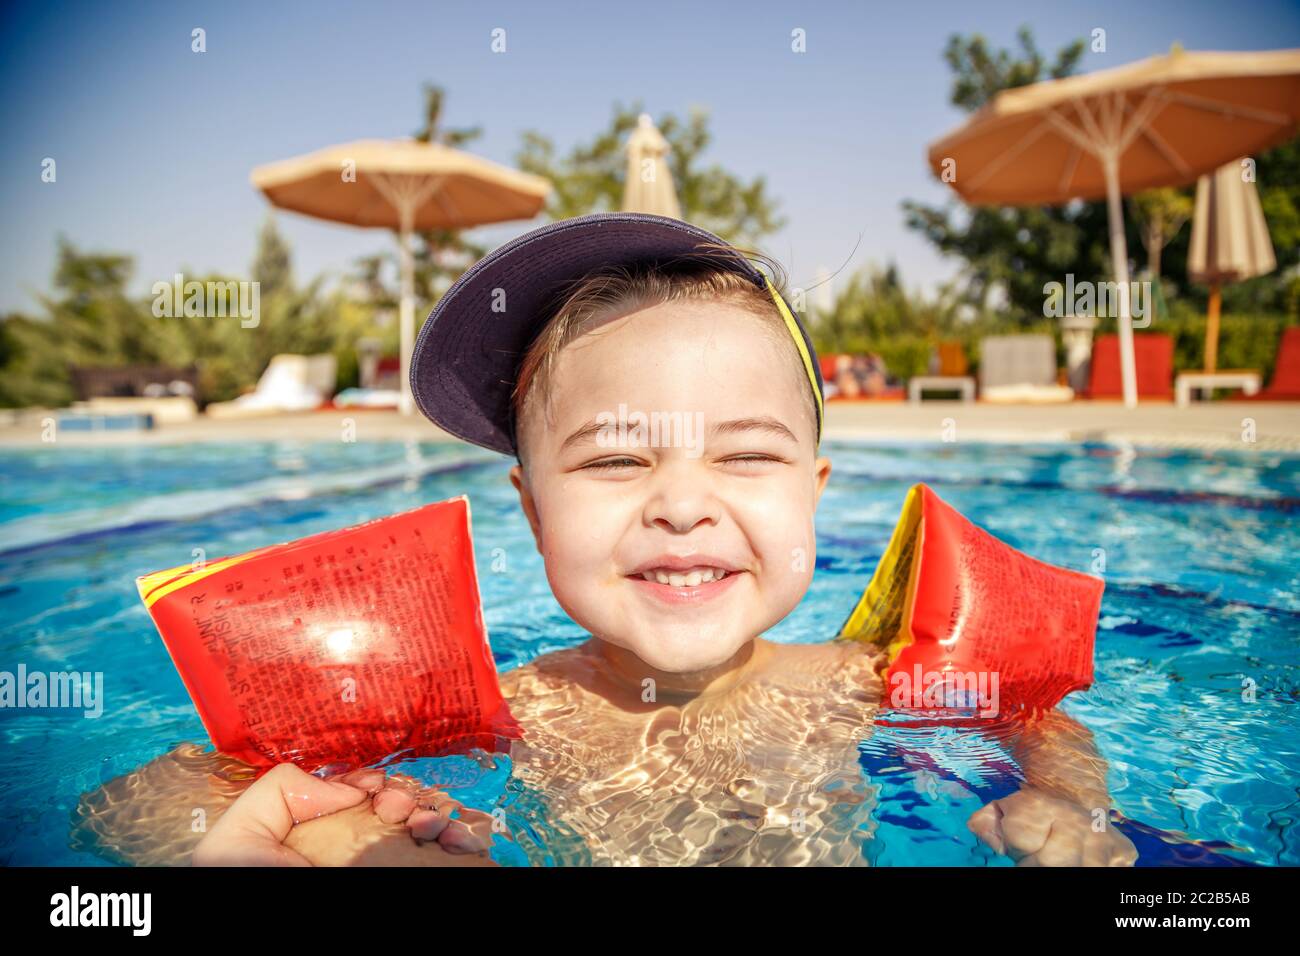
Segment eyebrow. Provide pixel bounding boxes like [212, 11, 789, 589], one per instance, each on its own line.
[560, 415, 798, 451]
[561, 420, 612, 451]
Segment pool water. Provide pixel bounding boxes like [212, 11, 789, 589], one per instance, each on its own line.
[1, 439, 1296, 866]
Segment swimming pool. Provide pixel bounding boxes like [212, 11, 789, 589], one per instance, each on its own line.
[1, 438, 1296, 866]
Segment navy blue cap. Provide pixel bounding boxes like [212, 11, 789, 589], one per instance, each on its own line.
[410, 212, 823, 456]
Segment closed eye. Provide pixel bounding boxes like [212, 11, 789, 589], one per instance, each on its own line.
[721, 454, 787, 466]
[580, 457, 644, 471]
[578, 453, 787, 472]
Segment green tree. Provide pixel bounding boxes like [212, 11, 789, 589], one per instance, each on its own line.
[1256, 137, 1300, 275]
[1131, 187, 1194, 280]
[944, 27, 1084, 111]
[205, 218, 385, 398]
[906, 28, 1300, 326]
[516, 102, 784, 247]
[352, 84, 489, 318]
[0, 226, 380, 408]
[0, 240, 187, 408]
[252, 215, 293, 297]
[903, 28, 1113, 323]
[811, 263, 989, 379]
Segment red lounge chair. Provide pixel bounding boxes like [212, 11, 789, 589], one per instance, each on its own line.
[1087, 333, 1174, 400]
[1244, 327, 1300, 400]
[937, 341, 970, 377]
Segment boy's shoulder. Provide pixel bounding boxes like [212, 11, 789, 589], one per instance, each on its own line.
[496, 644, 591, 701]
[764, 636, 880, 666]
[756, 637, 885, 693]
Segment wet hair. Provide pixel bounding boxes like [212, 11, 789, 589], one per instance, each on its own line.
[509, 245, 818, 467]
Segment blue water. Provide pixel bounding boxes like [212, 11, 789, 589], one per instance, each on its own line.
[1, 439, 1297, 866]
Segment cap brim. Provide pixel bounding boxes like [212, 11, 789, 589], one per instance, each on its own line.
[410, 212, 763, 455]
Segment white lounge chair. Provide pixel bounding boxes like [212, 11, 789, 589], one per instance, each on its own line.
[979, 335, 1074, 403]
[206, 354, 337, 419]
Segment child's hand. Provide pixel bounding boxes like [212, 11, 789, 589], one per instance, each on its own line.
[193, 764, 499, 866]
[192, 763, 370, 866]
[363, 771, 500, 855]
[967, 787, 1138, 866]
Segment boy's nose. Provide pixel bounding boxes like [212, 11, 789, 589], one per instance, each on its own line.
[642, 464, 721, 534]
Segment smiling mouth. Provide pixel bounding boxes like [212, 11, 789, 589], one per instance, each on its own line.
[633, 566, 733, 587]
[624, 566, 744, 605]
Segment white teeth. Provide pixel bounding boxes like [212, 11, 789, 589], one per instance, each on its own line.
[640, 566, 731, 586]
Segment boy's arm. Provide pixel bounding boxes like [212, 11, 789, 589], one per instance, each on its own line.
[832, 640, 1132, 865]
[72, 743, 254, 866]
[969, 710, 1137, 866]
[1000, 709, 1110, 809]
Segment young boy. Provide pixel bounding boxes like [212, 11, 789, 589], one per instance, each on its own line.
[77, 213, 1136, 867]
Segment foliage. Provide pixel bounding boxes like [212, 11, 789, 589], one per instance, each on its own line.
[1131, 187, 1194, 279]
[811, 261, 1296, 382]
[903, 27, 1300, 325]
[350, 84, 490, 318]
[902, 27, 1109, 323]
[0, 223, 383, 408]
[943, 26, 1084, 111]
[515, 102, 784, 247]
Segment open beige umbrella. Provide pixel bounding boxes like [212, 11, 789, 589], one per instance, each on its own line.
[622, 114, 682, 218]
[1187, 158, 1277, 373]
[252, 139, 551, 414]
[928, 47, 1300, 407]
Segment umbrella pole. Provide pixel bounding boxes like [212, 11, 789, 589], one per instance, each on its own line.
[1205, 282, 1221, 374]
[372, 172, 438, 418]
[1102, 153, 1139, 409]
[397, 209, 415, 417]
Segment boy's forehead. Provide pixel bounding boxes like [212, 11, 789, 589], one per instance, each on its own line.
[555, 303, 794, 391]
[532, 304, 813, 439]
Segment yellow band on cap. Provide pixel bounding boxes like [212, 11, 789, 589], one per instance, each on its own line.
[762, 276, 824, 449]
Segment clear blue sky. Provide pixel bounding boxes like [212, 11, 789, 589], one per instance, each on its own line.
[3, 0, 1298, 315]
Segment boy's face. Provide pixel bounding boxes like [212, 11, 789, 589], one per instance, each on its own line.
[509, 298, 832, 677]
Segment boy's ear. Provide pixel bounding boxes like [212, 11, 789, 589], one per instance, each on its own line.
[509, 463, 544, 552]
[812, 455, 832, 507]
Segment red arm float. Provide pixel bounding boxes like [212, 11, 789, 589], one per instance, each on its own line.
[136, 496, 520, 771]
[837, 484, 1103, 719]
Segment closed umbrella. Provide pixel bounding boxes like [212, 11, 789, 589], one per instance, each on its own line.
[928, 47, 1300, 407]
[1187, 158, 1277, 373]
[252, 139, 551, 414]
[622, 114, 682, 218]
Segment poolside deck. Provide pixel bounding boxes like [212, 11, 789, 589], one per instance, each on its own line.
[2, 401, 1299, 451]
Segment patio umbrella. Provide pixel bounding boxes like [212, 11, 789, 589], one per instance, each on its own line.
[1187, 158, 1277, 373]
[251, 139, 551, 414]
[622, 114, 682, 218]
[927, 46, 1300, 407]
